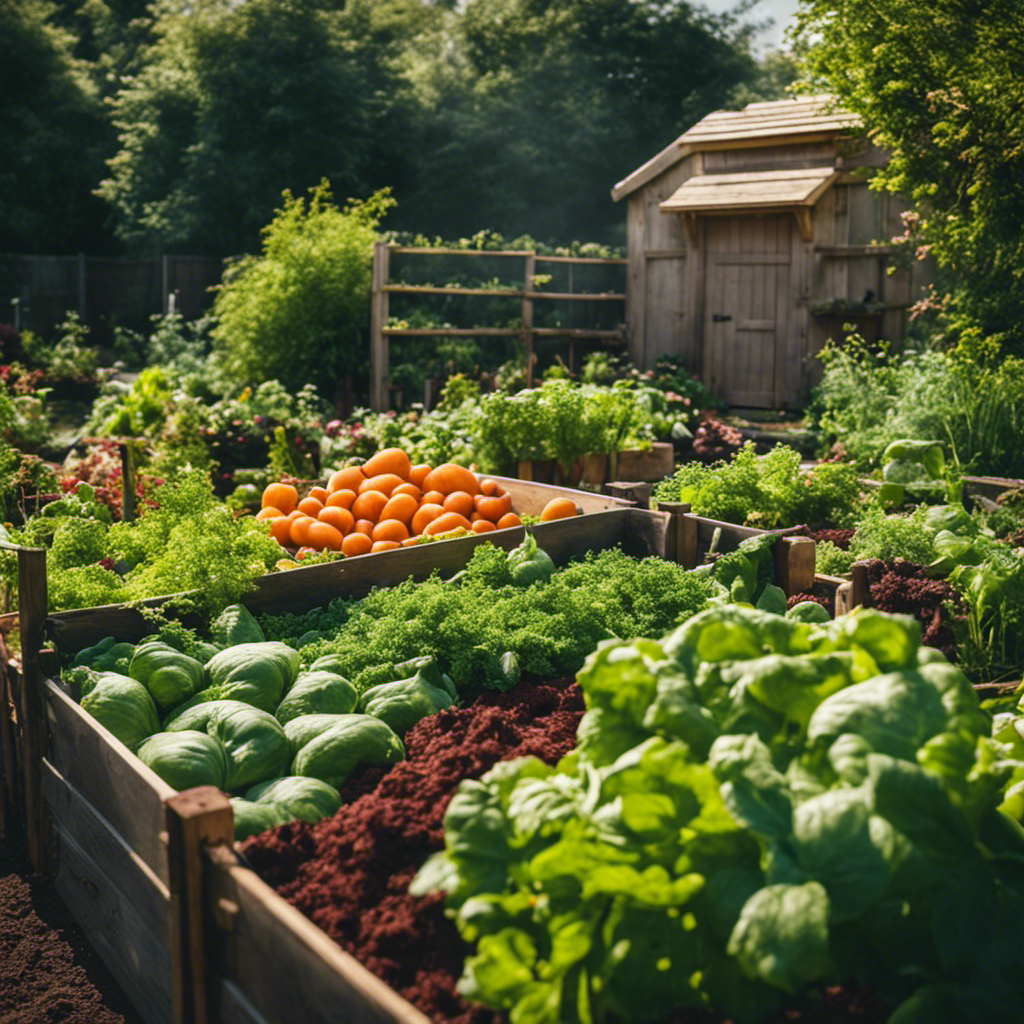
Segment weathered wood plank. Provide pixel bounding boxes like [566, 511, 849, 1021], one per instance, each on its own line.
[46, 679, 175, 883]
[53, 827, 174, 1024]
[243, 509, 633, 615]
[41, 758, 171, 939]
[209, 853, 432, 1024]
[217, 982, 271, 1024]
[166, 788, 234, 1024]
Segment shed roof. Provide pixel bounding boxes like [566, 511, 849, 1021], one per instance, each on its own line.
[659, 166, 841, 214]
[612, 95, 860, 202]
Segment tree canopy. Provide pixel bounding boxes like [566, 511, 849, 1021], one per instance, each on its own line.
[796, 0, 1024, 354]
[6, 0, 772, 256]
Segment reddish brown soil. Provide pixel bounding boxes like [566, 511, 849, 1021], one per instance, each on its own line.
[243, 680, 892, 1024]
[0, 827, 143, 1024]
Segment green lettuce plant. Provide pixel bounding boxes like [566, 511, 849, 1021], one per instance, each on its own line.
[415, 605, 1024, 1023]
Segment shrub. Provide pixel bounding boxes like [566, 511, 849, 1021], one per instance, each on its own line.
[210, 181, 394, 399]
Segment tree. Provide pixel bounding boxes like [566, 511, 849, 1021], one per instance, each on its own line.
[795, 0, 1024, 354]
[210, 182, 393, 397]
[399, 0, 759, 243]
[98, 0, 385, 254]
[0, 0, 111, 252]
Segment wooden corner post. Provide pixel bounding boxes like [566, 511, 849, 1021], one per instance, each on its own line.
[166, 787, 235, 1024]
[369, 240, 391, 412]
[656, 501, 697, 568]
[774, 535, 816, 597]
[13, 542, 52, 873]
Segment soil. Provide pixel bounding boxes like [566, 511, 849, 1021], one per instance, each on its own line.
[243, 679, 891, 1024]
[0, 825, 144, 1024]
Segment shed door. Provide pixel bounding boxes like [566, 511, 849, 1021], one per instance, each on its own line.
[703, 215, 792, 408]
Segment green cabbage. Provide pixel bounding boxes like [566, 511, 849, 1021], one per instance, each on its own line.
[165, 699, 290, 791]
[292, 714, 405, 788]
[245, 776, 342, 824]
[275, 671, 358, 725]
[202, 641, 301, 712]
[80, 672, 161, 752]
[136, 730, 229, 790]
[129, 641, 206, 714]
[229, 798, 294, 841]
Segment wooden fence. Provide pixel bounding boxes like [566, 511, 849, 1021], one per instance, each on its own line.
[368, 243, 628, 411]
[1, 253, 224, 344]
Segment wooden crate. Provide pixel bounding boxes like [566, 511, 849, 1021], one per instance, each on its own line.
[1, 480, 819, 1024]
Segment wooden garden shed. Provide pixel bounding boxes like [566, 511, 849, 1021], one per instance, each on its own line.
[612, 95, 929, 409]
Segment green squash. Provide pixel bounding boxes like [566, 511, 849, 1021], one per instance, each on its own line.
[80, 672, 161, 752]
[359, 657, 455, 735]
[165, 699, 291, 791]
[136, 730, 229, 791]
[212, 604, 266, 647]
[245, 776, 342, 824]
[204, 641, 301, 713]
[506, 531, 556, 586]
[283, 713, 356, 754]
[230, 798, 294, 841]
[129, 641, 206, 714]
[291, 714, 405, 789]
[275, 671, 358, 725]
[74, 636, 137, 675]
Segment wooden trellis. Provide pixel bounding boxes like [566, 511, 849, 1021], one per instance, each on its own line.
[368, 242, 628, 410]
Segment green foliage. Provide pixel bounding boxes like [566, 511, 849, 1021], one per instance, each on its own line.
[97, 0, 384, 254]
[0, 0, 110, 251]
[653, 443, 864, 529]
[101, 365, 174, 437]
[796, 0, 1024, 353]
[211, 182, 393, 397]
[258, 546, 714, 694]
[472, 380, 650, 476]
[14, 469, 282, 617]
[417, 605, 1024, 1022]
[810, 341, 1024, 477]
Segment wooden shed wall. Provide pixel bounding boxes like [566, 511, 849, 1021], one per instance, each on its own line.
[624, 137, 929, 408]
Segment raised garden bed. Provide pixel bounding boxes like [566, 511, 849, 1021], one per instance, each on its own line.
[0, 489, 821, 1024]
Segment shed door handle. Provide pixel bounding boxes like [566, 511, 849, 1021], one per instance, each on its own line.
[712, 314, 732, 322]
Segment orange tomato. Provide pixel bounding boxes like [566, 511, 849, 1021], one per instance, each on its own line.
[410, 502, 445, 536]
[288, 514, 317, 547]
[372, 518, 410, 543]
[478, 478, 499, 496]
[371, 539, 402, 553]
[379, 492, 418, 525]
[318, 505, 355, 536]
[423, 511, 473, 536]
[341, 532, 373, 557]
[358, 473, 405, 497]
[307, 485, 330, 504]
[361, 447, 412, 481]
[297, 496, 324, 517]
[353, 518, 375, 537]
[408, 463, 432, 488]
[496, 512, 523, 530]
[325, 488, 357, 510]
[539, 497, 581, 522]
[326, 466, 365, 494]
[255, 506, 283, 521]
[442, 490, 475, 518]
[306, 520, 345, 551]
[391, 482, 422, 501]
[474, 493, 513, 522]
[471, 519, 496, 533]
[351, 489, 389, 523]
[420, 490, 445, 507]
[422, 463, 479, 496]
[262, 482, 298, 515]
[269, 516, 292, 545]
